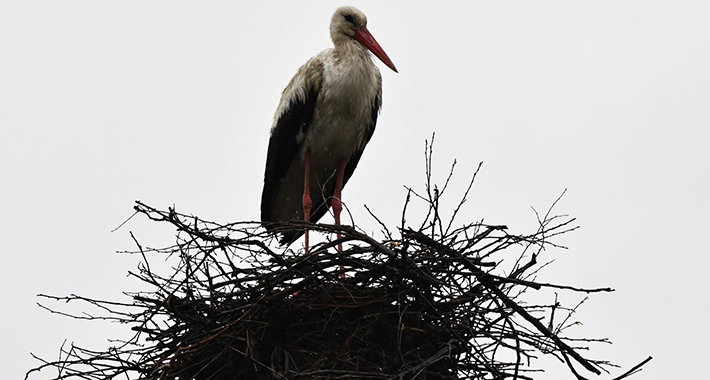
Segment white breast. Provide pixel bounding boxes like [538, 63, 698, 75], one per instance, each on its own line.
[304, 47, 380, 161]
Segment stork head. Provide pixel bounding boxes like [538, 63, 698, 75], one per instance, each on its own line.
[330, 6, 398, 73]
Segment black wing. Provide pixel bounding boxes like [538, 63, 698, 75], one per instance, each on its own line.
[260, 86, 318, 225]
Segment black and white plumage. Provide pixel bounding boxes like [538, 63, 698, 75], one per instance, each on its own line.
[260, 6, 397, 247]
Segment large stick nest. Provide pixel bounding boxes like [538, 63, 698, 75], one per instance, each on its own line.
[27, 143, 651, 380]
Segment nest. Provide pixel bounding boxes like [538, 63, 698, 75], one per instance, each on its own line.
[28, 148, 651, 380]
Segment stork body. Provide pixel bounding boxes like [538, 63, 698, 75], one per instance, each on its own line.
[260, 6, 397, 249]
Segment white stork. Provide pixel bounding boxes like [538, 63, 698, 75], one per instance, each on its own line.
[260, 6, 397, 252]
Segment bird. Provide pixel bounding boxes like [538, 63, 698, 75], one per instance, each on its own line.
[260, 6, 397, 253]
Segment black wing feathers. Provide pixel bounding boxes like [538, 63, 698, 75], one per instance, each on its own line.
[260, 87, 318, 224]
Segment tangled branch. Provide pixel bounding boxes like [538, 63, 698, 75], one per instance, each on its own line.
[27, 138, 651, 380]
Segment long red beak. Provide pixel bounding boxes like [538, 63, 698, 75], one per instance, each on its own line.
[354, 26, 398, 73]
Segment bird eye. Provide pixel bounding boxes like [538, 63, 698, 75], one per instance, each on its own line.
[344, 14, 355, 23]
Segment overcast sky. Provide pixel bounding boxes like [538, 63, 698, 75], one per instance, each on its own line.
[2, 2, 709, 379]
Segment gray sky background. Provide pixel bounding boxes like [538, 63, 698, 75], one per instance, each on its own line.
[2, 1, 709, 379]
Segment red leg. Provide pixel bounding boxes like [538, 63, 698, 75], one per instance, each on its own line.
[332, 159, 346, 251]
[332, 159, 347, 279]
[302, 150, 312, 254]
